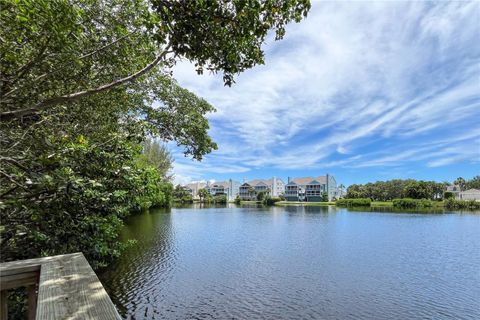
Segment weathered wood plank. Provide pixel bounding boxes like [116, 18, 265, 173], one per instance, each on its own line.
[1, 272, 38, 290]
[0, 290, 7, 320]
[0, 253, 78, 276]
[35, 253, 121, 320]
[26, 284, 37, 320]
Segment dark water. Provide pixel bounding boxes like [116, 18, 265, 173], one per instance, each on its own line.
[99, 205, 480, 320]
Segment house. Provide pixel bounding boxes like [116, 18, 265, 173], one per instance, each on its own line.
[284, 174, 337, 202]
[206, 179, 240, 201]
[238, 177, 285, 200]
[184, 181, 207, 200]
[333, 187, 346, 199]
[184, 180, 240, 201]
[445, 185, 462, 198]
[458, 189, 480, 201]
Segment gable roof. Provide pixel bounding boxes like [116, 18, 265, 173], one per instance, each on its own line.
[290, 176, 327, 186]
[246, 179, 270, 186]
[211, 181, 229, 188]
[446, 185, 461, 191]
[185, 182, 207, 189]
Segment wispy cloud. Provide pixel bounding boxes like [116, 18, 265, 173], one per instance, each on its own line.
[170, 1, 480, 184]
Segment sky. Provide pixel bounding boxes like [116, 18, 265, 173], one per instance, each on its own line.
[169, 1, 480, 186]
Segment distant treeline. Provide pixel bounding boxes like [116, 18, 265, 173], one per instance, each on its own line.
[346, 176, 480, 201]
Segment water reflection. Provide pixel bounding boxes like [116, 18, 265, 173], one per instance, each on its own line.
[100, 205, 480, 320]
[100, 208, 175, 317]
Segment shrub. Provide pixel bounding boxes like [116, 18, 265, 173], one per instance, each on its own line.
[234, 195, 241, 205]
[264, 197, 282, 206]
[443, 191, 454, 199]
[213, 194, 227, 204]
[444, 198, 480, 209]
[392, 198, 433, 208]
[321, 192, 329, 202]
[256, 191, 267, 201]
[336, 198, 371, 207]
[173, 195, 193, 204]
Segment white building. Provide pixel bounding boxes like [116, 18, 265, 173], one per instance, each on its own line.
[238, 177, 285, 200]
[445, 185, 462, 198]
[458, 189, 480, 201]
[206, 180, 240, 201]
[184, 181, 207, 200]
[284, 174, 337, 202]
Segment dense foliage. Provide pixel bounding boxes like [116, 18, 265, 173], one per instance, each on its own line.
[321, 192, 329, 202]
[392, 198, 433, 209]
[138, 139, 174, 178]
[256, 190, 267, 201]
[234, 195, 242, 205]
[1, 0, 311, 270]
[198, 188, 210, 202]
[150, 0, 311, 86]
[346, 179, 446, 201]
[172, 184, 193, 203]
[0, 102, 174, 267]
[264, 197, 282, 206]
[198, 192, 228, 204]
[212, 194, 228, 204]
[444, 198, 480, 210]
[443, 192, 454, 199]
[453, 176, 480, 190]
[336, 198, 372, 207]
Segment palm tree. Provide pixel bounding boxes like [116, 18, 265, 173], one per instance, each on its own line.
[198, 188, 209, 202]
[453, 177, 466, 191]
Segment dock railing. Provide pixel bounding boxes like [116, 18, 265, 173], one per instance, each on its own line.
[0, 253, 120, 319]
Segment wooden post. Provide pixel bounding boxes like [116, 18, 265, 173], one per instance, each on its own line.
[27, 284, 37, 320]
[0, 290, 7, 320]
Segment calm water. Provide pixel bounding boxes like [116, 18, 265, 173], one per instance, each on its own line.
[99, 205, 480, 320]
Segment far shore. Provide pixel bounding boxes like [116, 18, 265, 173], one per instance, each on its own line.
[274, 200, 446, 207]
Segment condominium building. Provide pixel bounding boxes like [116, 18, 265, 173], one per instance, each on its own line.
[184, 181, 207, 200]
[207, 179, 241, 201]
[238, 177, 285, 200]
[184, 180, 240, 201]
[284, 174, 337, 202]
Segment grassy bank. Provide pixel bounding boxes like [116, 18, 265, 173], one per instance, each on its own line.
[371, 201, 394, 207]
[274, 200, 451, 208]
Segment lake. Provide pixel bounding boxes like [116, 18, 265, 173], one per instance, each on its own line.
[99, 205, 480, 320]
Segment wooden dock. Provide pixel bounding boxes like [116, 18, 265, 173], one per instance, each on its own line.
[0, 253, 121, 319]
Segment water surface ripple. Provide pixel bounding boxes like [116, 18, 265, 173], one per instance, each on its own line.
[99, 205, 480, 320]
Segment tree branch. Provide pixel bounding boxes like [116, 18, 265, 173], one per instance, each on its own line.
[2, 33, 135, 100]
[0, 157, 29, 172]
[32, 32, 136, 84]
[0, 169, 27, 190]
[0, 48, 172, 121]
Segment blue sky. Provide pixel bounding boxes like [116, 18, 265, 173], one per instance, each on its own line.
[169, 1, 480, 186]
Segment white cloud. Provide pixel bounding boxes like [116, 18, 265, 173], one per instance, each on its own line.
[170, 1, 480, 180]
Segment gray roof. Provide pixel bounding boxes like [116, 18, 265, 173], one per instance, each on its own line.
[289, 176, 327, 186]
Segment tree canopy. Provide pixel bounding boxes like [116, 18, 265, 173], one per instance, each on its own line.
[346, 179, 447, 201]
[1, 0, 310, 120]
[0, 0, 311, 268]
